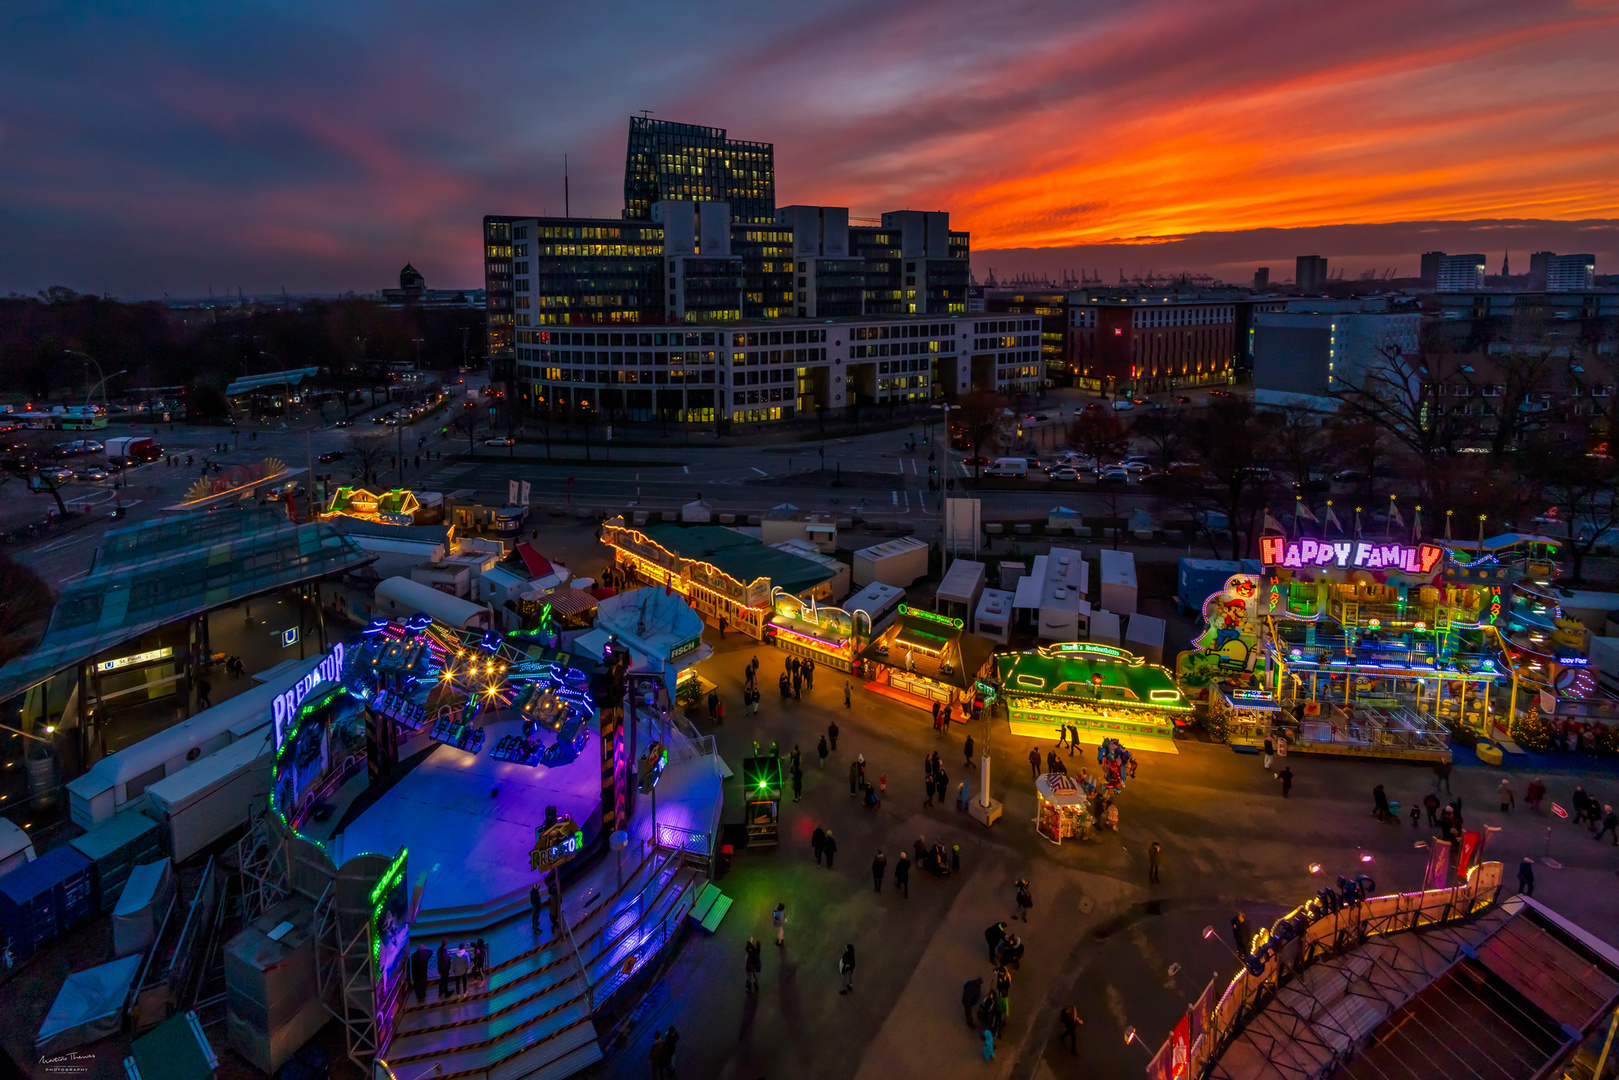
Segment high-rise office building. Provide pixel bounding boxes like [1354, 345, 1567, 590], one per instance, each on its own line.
[1435, 254, 1486, 293]
[489, 119, 972, 419]
[1420, 252, 1446, 284]
[1253, 267, 1269, 291]
[1546, 254, 1596, 293]
[1529, 251, 1552, 291]
[623, 117, 775, 225]
[1295, 255, 1329, 291]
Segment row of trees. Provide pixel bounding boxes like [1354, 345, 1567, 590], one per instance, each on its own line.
[955, 375, 1617, 582]
[0, 289, 485, 409]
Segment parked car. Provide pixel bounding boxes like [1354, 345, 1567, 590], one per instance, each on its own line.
[1332, 469, 1369, 484]
[47, 467, 77, 485]
[1047, 465, 1079, 481]
[1122, 460, 1151, 474]
[76, 467, 109, 482]
[317, 450, 345, 463]
[1098, 465, 1131, 482]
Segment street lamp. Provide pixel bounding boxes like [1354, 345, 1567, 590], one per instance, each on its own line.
[64, 349, 124, 414]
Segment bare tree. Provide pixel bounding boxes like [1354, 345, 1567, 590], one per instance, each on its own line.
[347, 433, 390, 486]
[449, 404, 482, 458]
[1131, 408, 1186, 469]
[1178, 400, 1279, 560]
[1528, 443, 1619, 584]
[952, 389, 1007, 474]
[1069, 408, 1129, 465]
[0, 553, 54, 666]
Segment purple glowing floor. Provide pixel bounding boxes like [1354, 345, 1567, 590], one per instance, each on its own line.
[334, 716, 605, 912]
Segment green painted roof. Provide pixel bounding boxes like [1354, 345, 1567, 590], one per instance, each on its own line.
[641, 523, 833, 595]
[995, 648, 1189, 710]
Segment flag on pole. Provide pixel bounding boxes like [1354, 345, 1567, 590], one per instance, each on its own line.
[1552, 802, 1568, 819]
[1353, 506, 1362, 538]
[1389, 498, 1405, 528]
[1262, 510, 1285, 534]
[1444, 511, 1453, 541]
[1325, 502, 1342, 534]
[1412, 506, 1423, 543]
[1294, 499, 1318, 523]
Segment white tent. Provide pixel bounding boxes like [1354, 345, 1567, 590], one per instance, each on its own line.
[36, 953, 143, 1057]
[0, 816, 35, 877]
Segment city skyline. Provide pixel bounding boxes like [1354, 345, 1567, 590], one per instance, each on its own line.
[2, 0, 1617, 297]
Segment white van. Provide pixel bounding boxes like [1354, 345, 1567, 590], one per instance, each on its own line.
[984, 458, 1028, 477]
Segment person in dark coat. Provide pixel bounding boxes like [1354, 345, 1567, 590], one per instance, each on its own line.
[838, 944, 857, 994]
[530, 885, 542, 931]
[1028, 746, 1042, 780]
[1060, 1003, 1083, 1053]
[1517, 857, 1535, 896]
[1014, 878, 1032, 921]
[1231, 912, 1249, 954]
[964, 735, 975, 765]
[962, 976, 984, 1027]
[812, 826, 826, 864]
[1373, 784, 1390, 821]
[894, 852, 910, 898]
[410, 945, 430, 1003]
[871, 851, 887, 892]
[817, 735, 829, 768]
[822, 830, 838, 868]
[436, 940, 450, 999]
[828, 720, 839, 750]
[925, 772, 936, 808]
[849, 760, 859, 797]
[985, 921, 1008, 961]
[744, 937, 762, 993]
[1423, 791, 1441, 826]
[1278, 766, 1294, 798]
[791, 766, 803, 803]
[1149, 841, 1162, 884]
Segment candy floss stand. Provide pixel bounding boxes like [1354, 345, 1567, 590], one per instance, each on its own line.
[1034, 772, 1091, 844]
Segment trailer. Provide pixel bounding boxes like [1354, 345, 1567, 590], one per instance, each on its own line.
[143, 730, 273, 864]
[104, 436, 162, 465]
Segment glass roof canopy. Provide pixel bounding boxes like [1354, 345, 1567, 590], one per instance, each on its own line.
[0, 508, 372, 701]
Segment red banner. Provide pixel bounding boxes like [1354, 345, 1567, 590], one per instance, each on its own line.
[1456, 830, 1481, 878]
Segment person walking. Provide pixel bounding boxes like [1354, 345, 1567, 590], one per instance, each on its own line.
[1279, 766, 1294, 798]
[1028, 746, 1042, 780]
[1149, 841, 1162, 884]
[812, 825, 826, 865]
[925, 770, 936, 808]
[662, 1026, 680, 1077]
[773, 902, 787, 946]
[1498, 778, 1516, 813]
[964, 735, 975, 766]
[648, 1030, 666, 1080]
[849, 760, 859, 797]
[1067, 723, 1079, 756]
[1014, 878, 1032, 922]
[871, 850, 887, 892]
[857, 754, 867, 786]
[530, 884, 542, 931]
[1517, 857, 1535, 896]
[473, 937, 487, 986]
[1060, 1003, 1083, 1054]
[706, 689, 718, 723]
[1423, 791, 1441, 827]
[895, 852, 910, 898]
[838, 944, 857, 995]
[1527, 777, 1546, 812]
[791, 765, 803, 803]
[936, 766, 948, 806]
[823, 830, 837, 868]
[962, 976, 984, 1028]
[844, 680, 852, 709]
[828, 720, 839, 751]
[1434, 759, 1452, 792]
[744, 937, 762, 993]
[1373, 784, 1390, 821]
[437, 940, 449, 999]
[1262, 734, 1276, 772]
[714, 698, 725, 725]
[1597, 805, 1619, 845]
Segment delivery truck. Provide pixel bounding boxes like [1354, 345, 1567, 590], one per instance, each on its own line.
[104, 436, 163, 466]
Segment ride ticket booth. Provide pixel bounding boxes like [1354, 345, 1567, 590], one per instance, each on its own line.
[1035, 773, 1093, 845]
[742, 757, 782, 847]
[1210, 683, 1284, 748]
[858, 604, 994, 714]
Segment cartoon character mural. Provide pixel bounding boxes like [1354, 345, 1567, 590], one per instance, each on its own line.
[1178, 574, 1264, 689]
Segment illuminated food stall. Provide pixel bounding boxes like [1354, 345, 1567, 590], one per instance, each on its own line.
[997, 642, 1191, 747]
[602, 518, 835, 640]
[1034, 772, 1093, 845]
[1209, 682, 1284, 747]
[765, 591, 873, 673]
[858, 604, 995, 712]
[322, 486, 440, 526]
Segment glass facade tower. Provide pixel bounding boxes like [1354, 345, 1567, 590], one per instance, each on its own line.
[623, 117, 775, 225]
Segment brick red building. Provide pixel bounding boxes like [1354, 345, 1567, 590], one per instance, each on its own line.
[1069, 296, 1244, 393]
